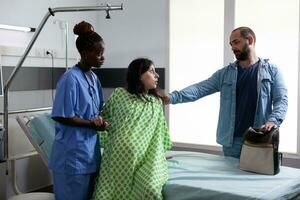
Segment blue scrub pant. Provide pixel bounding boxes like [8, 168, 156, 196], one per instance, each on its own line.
[53, 171, 97, 200]
[222, 137, 243, 159]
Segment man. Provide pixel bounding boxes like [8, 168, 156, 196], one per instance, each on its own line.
[163, 27, 288, 158]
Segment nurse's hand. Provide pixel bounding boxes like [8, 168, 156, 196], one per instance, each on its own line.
[90, 116, 103, 126]
[90, 116, 109, 131]
[101, 119, 109, 130]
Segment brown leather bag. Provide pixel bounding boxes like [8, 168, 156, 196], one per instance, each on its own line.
[239, 127, 281, 175]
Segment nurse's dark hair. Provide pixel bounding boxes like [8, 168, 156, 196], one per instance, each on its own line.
[233, 26, 256, 44]
[73, 21, 104, 54]
[126, 58, 162, 100]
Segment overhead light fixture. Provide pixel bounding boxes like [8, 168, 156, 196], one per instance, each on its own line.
[0, 24, 35, 32]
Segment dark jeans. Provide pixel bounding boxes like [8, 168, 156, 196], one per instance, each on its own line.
[222, 137, 243, 159]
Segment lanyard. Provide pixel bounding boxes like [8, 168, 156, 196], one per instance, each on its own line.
[77, 65, 100, 116]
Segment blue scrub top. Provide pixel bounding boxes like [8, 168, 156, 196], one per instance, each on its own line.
[49, 65, 103, 174]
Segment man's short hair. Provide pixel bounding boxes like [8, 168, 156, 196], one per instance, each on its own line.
[233, 26, 256, 44]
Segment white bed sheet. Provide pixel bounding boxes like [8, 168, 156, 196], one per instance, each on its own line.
[164, 151, 300, 200]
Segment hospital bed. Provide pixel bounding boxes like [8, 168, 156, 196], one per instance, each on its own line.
[12, 111, 54, 200]
[16, 112, 55, 166]
[164, 151, 300, 200]
[16, 112, 300, 200]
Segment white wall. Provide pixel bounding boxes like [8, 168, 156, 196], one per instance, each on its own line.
[0, 0, 168, 199]
[95, 0, 169, 69]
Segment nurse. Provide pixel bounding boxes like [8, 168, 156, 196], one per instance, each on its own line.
[49, 21, 108, 200]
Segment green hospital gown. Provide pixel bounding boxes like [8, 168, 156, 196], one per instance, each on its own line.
[92, 88, 172, 200]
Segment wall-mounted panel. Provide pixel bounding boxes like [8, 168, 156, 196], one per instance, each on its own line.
[2, 66, 165, 91]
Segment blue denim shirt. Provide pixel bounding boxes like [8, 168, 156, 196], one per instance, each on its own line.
[169, 58, 288, 147]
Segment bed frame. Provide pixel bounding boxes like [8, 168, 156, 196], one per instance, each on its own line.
[16, 112, 300, 200]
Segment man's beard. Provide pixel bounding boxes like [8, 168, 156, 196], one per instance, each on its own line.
[234, 43, 250, 61]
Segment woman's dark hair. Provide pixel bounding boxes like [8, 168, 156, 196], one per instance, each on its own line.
[73, 21, 104, 54]
[126, 58, 162, 100]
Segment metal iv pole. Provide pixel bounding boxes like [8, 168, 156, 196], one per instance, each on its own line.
[2, 4, 123, 175]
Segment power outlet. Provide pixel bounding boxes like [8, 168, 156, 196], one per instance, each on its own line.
[44, 49, 51, 57]
[44, 49, 57, 58]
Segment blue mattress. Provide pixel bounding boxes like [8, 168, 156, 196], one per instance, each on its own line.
[17, 113, 300, 199]
[16, 112, 55, 165]
[164, 151, 300, 200]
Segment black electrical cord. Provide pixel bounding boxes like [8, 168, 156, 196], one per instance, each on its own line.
[46, 51, 55, 102]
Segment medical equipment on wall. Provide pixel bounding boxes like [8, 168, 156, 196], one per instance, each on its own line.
[53, 20, 69, 69]
[0, 24, 35, 32]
